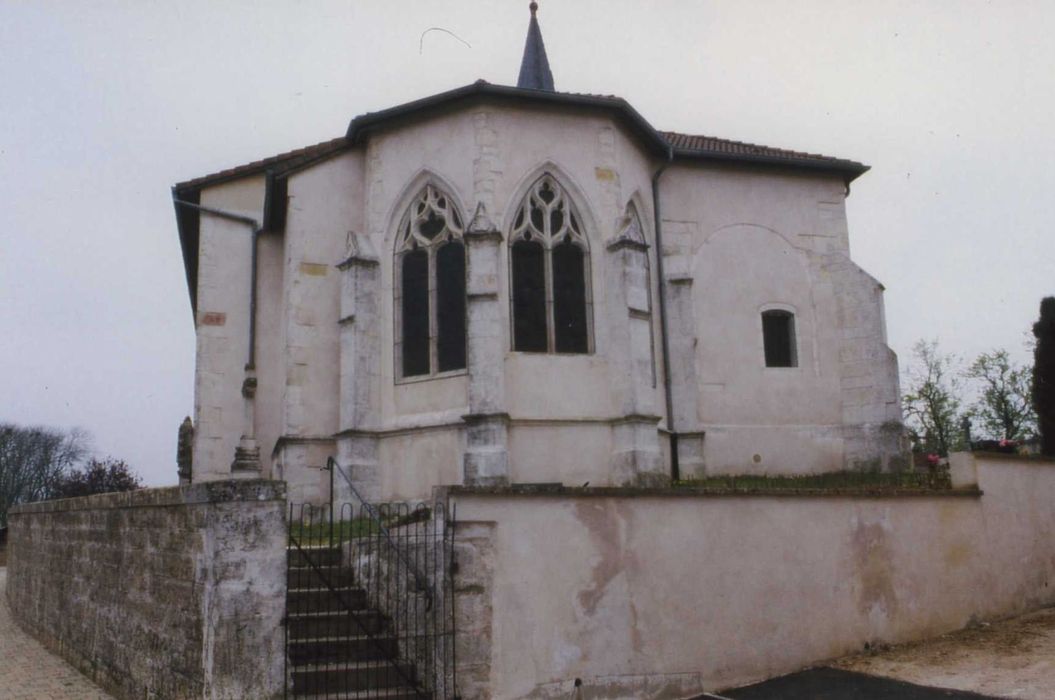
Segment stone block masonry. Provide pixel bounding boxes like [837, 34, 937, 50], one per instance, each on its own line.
[5, 480, 287, 700]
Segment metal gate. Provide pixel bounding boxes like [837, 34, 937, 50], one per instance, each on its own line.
[286, 458, 457, 699]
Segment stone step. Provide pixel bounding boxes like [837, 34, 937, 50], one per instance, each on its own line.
[291, 660, 417, 695]
[288, 565, 357, 589]
[288, 609, 385, 639]
[289, 546, 343, 568]
[293, 687, 430, 699]
[287, 586, 368, 613]
[288, 633, 398, 665]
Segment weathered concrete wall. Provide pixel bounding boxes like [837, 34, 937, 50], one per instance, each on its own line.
[5, 480, 287, 700]
[448, 453, 1055, 698]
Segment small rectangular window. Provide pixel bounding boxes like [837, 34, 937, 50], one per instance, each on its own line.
[762, 310, 796, 367]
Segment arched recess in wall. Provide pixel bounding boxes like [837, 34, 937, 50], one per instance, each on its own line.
[692, 224, 820, 418]
[392, 179, 468, 379]
[506, 171, 595, 354]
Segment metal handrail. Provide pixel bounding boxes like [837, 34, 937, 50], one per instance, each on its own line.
[328, 457, 436, 609]
[287, 529, 428, 698]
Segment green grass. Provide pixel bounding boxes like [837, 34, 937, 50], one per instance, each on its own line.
[676, 469, 952, 491]
[288, 507, 432, 546]
[289, 517, 379, 546]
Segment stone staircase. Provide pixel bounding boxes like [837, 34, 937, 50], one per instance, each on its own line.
[287, 545, 429, 699]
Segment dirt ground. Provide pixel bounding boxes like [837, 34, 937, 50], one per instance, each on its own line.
[833, 606, 1055, 699]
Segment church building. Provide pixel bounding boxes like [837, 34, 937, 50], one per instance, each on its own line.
[173, 3, 904, 503]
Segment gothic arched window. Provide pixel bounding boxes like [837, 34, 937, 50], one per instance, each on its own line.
[510, 175, 592, 353]
[395, 185, 466, 378]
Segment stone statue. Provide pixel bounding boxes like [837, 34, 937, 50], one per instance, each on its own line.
[177, 416, 193, 485]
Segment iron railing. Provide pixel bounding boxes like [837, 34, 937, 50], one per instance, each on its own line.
[285, 460, 457, 699]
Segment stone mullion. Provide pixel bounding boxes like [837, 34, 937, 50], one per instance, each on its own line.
[543, 239, 555, 353]
[428, 246, 438, 376]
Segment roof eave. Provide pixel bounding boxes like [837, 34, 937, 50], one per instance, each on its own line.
[345, 81, 671, 157]
[673, 148, 870, 182]
[171, 187, 201, 317]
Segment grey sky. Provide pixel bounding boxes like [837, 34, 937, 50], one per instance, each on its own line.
[2, 1, 1052, 486]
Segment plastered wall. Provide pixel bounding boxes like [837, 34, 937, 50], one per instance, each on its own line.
[660, 164, 902, 475]
[193, 177, 267, 481]
[191, 100, 902, 498]
[448, 454, 1055, 698]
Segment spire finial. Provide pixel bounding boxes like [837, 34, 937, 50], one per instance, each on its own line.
[517, 1, 554, 91]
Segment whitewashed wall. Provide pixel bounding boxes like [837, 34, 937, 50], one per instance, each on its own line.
[448, 454, 1055, 699]
[194, 176, 267, 481]
[190, 100, 902, 497]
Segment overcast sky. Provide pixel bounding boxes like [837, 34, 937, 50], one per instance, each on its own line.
[2, 1, 1052, 486]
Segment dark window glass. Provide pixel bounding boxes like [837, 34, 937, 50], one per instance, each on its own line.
[762, 310, 796, 367]
[512, 240, 547, 351]
[553, 240, 588, 353]
[401, 250, 430, 376]
[436, 241, 467, 372]
[420, 210, 446, 239]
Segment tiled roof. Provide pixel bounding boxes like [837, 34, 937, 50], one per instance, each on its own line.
[173, 84, 866, 193]
[661, 131, 866, 172]
[174, 136, 348, 192]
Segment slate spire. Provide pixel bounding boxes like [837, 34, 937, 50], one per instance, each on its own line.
[517, 2, 555, 91]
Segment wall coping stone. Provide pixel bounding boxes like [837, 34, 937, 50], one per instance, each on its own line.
[971, 451, 1055, 466]
[445, 483, 983, 500]
[9, 479, 286, 515]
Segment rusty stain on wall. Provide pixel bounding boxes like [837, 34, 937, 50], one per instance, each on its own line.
[574, 500, 622, 615]
[299, 261, 329, 277]
[852, 519, 898, 619]
[200, 311, 226, 326]
[944, 541, 972, 570]
[572, 500, 646, 657]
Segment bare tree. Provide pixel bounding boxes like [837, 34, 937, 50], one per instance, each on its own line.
[966, 350, 1036, 442]
[0, 423, 88, 527]
[1035, 297, 1055, 455]
[903, 340, 965, 457]
[53, 457, 142, 499]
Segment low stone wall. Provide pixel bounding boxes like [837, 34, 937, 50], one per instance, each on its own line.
[5, 480, 287, 700]
[447, 453, 1055, 699]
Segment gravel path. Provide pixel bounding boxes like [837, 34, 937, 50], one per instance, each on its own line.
[833, 606, 1055, 699]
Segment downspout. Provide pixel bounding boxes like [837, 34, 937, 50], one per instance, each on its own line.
[172, 189, 268, 474]
[651, 145, 679, 481]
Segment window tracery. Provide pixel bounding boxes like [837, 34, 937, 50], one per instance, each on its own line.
[395, 185, 467, 378]
[510, 175, 591, 353]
